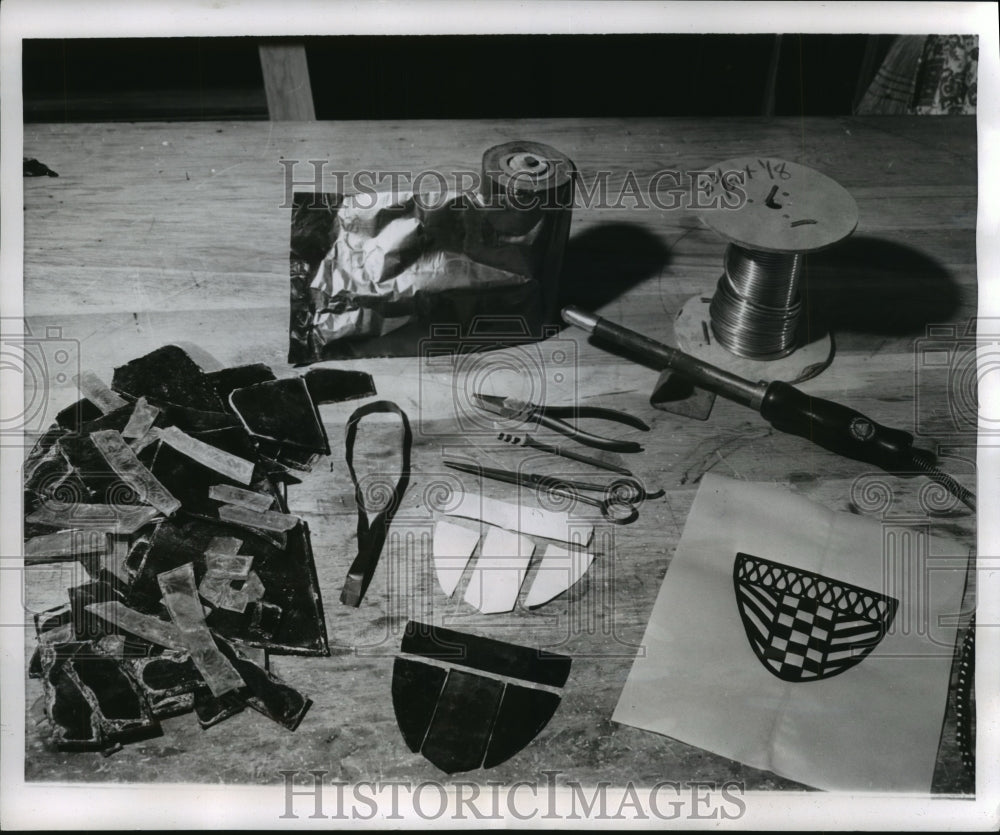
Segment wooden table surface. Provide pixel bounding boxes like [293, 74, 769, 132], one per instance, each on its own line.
[20, 117, 977, 792]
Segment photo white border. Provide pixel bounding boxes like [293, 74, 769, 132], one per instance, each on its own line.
[2, 0, 998, 829]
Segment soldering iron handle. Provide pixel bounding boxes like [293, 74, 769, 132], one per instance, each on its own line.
[759, 381, 917, 473]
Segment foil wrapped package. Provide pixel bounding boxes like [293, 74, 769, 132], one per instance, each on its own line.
[288, 141, 575, 363]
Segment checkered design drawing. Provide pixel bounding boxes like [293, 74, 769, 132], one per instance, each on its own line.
[733, 553, 898, 683]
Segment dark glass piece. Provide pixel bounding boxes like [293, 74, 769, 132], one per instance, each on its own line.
[391, 657, 447, 752]
[207, 364, 277, 404]
[55, 397, 103, 431]
[128, 652, 204, 718]
[144, 431, 262, 517]
[158, 403, 239, 433]
[71, 655, 144, 720]
[77, 404, 136, 436]
[68, 581, 123, 642]
[112, 345, 224, 411]
[193, 688, 245, 728]
[42, 640, 160, 749]
[303, 368, 376, 405]
[419, 669, 504, 774]
[247, 601, 283, 642]
[482, 684, 562, 768]
[400, 621, 572, 688]
[127, 516, 328, 655]
[229, 376, 329, 469]
[59, 432, 141, 505]
[34, 602, 73, 638]
[48, 661, 98, 747]
[215, 637, 312, 730]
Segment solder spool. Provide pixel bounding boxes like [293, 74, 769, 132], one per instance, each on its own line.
[674, 157, 859, 383]
[478, 141, 576, 323]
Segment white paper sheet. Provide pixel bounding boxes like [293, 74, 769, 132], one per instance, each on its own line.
[463, 526, 534, 614]
[612, 473, 971, 792]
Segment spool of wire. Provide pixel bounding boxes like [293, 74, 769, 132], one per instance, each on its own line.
[709, 244, 804, 359]
[701, 157, 859, 362]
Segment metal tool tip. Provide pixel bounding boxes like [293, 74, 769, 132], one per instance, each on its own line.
[561, 306, 598, 333]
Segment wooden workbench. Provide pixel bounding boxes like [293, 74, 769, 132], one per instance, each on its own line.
[20, 117, 977, 791]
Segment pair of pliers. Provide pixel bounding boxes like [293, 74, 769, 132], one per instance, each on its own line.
[471, 393, 649, 452]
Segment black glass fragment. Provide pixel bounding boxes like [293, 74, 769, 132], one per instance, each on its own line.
[206, 364, 277, 404]
[303, 368, 376, 405]
[68, 581, 124, 643]
[482, 684, 562, 768]
[55, 398, 103, 431]
[126, 515, 328, 655]
[112, 345, 224, 411]
[215, 637, 312, 730]
[391, 657, 447, 752]
[400, 621, 571, 688]
[420, 669, 504, 774]
[193, 688, 245, 728]
[59, 432, 142, 506]
[229, 376, 329, 470]
[392, 622, 571, 773]
[41, 640, 160, 750]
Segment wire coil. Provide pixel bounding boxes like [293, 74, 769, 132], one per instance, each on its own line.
[709, 244, 804, 360]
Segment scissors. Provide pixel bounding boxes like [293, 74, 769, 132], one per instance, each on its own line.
[471, 393, 649, 453]
[443, 459, 646, 524]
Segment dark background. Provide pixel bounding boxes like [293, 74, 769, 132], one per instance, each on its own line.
[22, 34, 891, 122]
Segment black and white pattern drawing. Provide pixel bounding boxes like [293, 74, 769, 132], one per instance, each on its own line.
[733, 552, 898, 682]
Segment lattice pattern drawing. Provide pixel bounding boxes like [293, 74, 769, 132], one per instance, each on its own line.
[733, 553, 898, 682]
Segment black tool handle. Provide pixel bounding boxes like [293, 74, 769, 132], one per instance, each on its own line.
[543, 405, 650, 431]
[759, 381, 917, 473]
[536, 413, 642, 453]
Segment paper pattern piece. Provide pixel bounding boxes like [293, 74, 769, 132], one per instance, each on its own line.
[463, 526, 534, 614]
[448, 491, 593, 547]
[611, 473, 970, 792]
[524, 545, 595, 608]
[432, 519, 480, 597]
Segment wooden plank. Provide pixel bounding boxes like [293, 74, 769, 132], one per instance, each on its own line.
[258, 43, 316, 121]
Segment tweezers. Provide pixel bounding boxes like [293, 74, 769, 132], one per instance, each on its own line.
[472, 393, 649, 453]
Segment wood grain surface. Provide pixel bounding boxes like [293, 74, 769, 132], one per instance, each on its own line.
[20, 117, 977, 792]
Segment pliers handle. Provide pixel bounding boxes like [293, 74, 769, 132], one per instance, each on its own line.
[472, 394, 649, 453]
